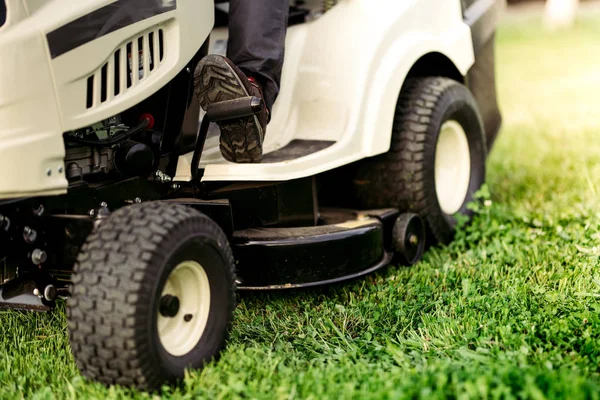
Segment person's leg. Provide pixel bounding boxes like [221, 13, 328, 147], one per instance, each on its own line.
[226, 0, 289, 113]
[194, 0, 289, 163]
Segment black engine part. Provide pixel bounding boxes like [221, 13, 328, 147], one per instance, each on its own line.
[114, 140, 155, 177]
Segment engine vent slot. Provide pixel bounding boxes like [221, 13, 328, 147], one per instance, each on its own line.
[0, 1, 6, 29]
[113, 49, 121, 96]
[159, 29, 165, 61]
[85, 28, 166, 109]
[86, 76, 94, 109]
[126, 42, 133, 89]
[148, 32, 155, 71]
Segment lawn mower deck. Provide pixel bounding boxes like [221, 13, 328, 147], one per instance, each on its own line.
[0, 173, 425, 310]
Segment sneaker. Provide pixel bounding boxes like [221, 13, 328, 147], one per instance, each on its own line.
[194, 54, 269, 163]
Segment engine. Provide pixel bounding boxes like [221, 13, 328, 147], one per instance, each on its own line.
[0, 113, 160, 289]
[63, 115, 158, 181]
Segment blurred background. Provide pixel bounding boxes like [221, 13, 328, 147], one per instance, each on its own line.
[487, 0, 600, 216]
[509, 0, 590, 29]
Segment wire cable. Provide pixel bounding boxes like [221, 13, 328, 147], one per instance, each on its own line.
[64, 118, 151, 147]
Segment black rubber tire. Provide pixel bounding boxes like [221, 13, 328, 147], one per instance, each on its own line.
[353, 77, 486, 244]
[67, 202, 236, 391]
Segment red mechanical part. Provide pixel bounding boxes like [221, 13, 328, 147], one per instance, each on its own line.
[140, 113, 155, 129]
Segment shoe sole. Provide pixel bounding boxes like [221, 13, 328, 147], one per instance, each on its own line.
[195, 55, 264, 163]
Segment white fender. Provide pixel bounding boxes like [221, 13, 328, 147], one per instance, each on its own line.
[363, 32, 474, 156]
[198, 0, 475, 182]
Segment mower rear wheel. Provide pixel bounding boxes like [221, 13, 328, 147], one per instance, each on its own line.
[67, 202, 236, 390]
[353, 77, 486, 244]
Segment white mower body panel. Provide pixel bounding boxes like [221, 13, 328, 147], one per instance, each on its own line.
[0, 0, 213, 199]
[185, 0, 475, 182]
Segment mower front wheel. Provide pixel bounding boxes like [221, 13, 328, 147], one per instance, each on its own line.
[67, 202, 236, 390]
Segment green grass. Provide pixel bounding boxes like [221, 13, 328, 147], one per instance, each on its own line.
[3, 14, 600, 400]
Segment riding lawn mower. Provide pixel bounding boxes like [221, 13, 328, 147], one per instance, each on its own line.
[0, 0, 505, 391]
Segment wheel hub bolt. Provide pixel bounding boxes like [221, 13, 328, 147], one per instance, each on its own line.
[159, 295, 180, 317]
[184, 314, 193, 322]
[409, 234, 419, 246]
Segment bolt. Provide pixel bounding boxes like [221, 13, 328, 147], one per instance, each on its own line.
[33, 204, 45, 216]
[135, 197, 142, 203]
[155, 170, 172, 183]
[92, 206, 110, 229]
[44, 285, 57, 301]
[96, 206, 110, 218]
[409, 234, 419, 246]
[159, 295, 180, 317]
[46, 169, 52, 176]
[31, 249, 47, 265]
[0, 215, 9, 231]
[100, 201, 108, 208]
[58, 166, 64, 174]
[23, 226, 37, 243]
[172, 183, 180, 190]
[184, 314, 193, 322]
[33, 288, 40, 296]
[186, 67, 191, 73]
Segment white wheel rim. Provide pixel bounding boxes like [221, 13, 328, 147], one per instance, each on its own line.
[157, 261, 211, 357]
[434, 120, 471, 215]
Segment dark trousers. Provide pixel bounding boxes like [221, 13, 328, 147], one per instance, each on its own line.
[226, 0, 289, 112]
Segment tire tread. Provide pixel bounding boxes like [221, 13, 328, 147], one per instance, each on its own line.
[67, 202, 235, 390]
[354, 77, 473, 243]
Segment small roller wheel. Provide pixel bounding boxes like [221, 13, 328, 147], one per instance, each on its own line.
[67, 202, 236, 391]
[393, 213, 426, 266]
